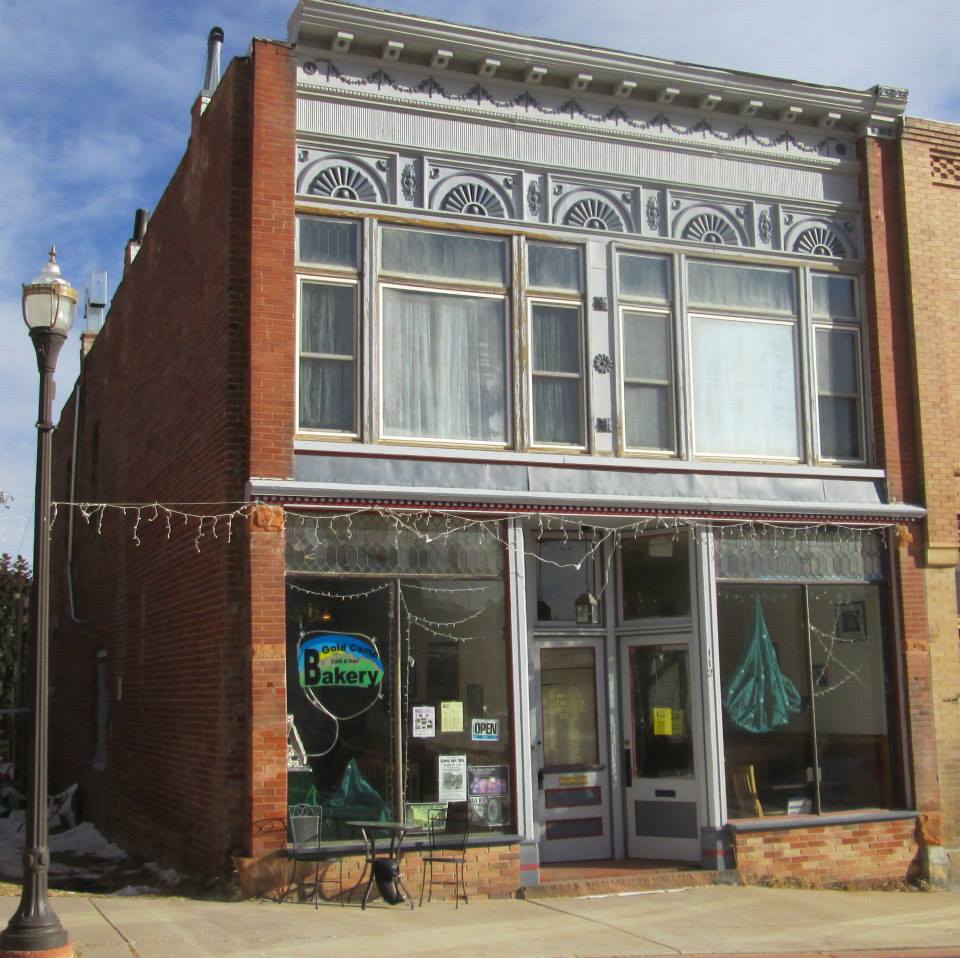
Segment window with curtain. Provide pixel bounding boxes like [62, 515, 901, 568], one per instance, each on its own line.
[380, 228, 510, 444]
[530, 303, 584, 445]
[527, 243, 585, 446]
[812, 273, 863, 461]
[689, 261, 800, 459]
[297, 217, 360, 433]
[618, 253, 675, 453]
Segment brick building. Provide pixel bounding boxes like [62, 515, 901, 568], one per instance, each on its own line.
[47, 0, 944, 895]
[899, 117, 960, 879]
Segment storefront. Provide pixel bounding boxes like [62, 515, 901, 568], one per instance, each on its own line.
[282, 508, 905, 868]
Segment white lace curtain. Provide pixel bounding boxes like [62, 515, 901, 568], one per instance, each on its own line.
[381, 287, 508, 442]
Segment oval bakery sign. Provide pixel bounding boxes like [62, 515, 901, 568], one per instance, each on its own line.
[298, 633, 384, 689]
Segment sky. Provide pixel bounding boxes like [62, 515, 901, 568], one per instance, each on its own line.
[1, 0, 959, 560]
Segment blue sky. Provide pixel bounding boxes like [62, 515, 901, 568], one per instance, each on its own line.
[1, 0, 959, 559]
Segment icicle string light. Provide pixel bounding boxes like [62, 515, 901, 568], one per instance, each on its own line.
[52, 500, 257, 553]
[50, 500, 900, 577]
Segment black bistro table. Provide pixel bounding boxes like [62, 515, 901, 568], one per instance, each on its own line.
[346, 820, 424, 910]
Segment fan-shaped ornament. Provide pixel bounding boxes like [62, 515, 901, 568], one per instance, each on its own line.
[308, 165, 379, 202]
[563, 198, 624, 231]
[440, 182, 506, 217]
[681, 212, 739, 246]
[793, 226, 845, 258]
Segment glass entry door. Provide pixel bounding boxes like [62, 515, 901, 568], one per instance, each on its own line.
[620, 637, 702, 861]
[534, 639, 611, 862]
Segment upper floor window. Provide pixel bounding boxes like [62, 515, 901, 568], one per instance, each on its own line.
[689, 261, 800, 460]
[297, 217, 359, 434]
[379, 228, 510, 445]
[811, 274, 863, 462]
[617, 253, 675, 453]
[294, 215, 867, 466]
[527, 243, 585, 447]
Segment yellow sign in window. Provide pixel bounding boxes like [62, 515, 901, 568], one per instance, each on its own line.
[653, 707, 673, 736]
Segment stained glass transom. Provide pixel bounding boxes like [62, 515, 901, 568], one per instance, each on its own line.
[286, 513, 504, 576]
[714, 528, 885, 582]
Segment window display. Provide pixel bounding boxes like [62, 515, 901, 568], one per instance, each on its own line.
[285, 517, 513, 839]
[718, 582, 897, 817]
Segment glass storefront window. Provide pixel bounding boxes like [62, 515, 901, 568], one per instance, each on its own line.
[717, 582, 896, 818]
[808, 585, 892, 812]
[285, 517, 513, 839]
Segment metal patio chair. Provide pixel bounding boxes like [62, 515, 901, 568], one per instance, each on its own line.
[286, 803, 345, 907]
[419, 801, 470, 908]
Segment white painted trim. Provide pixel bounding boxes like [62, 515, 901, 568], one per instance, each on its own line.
[698, 527, 726, 828]
[509, 519, 536, 841]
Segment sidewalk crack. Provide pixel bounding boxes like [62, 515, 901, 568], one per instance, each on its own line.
[88, 898, 144, 958]
[524, 897, 683, 954]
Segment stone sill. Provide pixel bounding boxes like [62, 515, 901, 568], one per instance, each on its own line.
[726, 809, 918, 834]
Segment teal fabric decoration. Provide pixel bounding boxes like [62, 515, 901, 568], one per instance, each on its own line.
[723, 595, 802, 734]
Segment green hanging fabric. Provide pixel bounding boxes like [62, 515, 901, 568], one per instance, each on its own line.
[722, 595, 802, 734]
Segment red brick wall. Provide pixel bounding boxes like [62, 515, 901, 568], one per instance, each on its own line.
[858, 135, 942, 836]
[246, 40, 297, 857]
[237, 844, 522, 901]
[733, 818, 919, 886]
[48, 40, 295, 878]
[249, 42, 296, 481]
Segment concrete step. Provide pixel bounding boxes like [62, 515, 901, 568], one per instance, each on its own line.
[520, 866, 731, 899]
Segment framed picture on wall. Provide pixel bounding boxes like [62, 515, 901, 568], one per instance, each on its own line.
[837, 600, 867, 641]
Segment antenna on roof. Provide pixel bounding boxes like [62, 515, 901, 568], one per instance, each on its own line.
[202, 26, 224, 98]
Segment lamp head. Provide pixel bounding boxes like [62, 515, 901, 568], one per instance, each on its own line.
[22, 247, 78, 335]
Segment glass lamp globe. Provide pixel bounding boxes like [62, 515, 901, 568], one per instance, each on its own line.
[22, 247, 78, 334]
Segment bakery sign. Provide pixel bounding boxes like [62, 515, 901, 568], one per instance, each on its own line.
[298, 633, 384, 689]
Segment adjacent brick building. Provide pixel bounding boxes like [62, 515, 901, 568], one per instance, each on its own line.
[899, 116, 960, 877]
[47, 0, 948, 896]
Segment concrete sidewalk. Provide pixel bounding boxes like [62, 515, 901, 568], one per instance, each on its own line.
[4, 884, 959, 958]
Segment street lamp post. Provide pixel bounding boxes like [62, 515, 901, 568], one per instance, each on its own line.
[0, 248, 76, 958]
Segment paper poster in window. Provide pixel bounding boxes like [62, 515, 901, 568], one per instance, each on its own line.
[438, 754, 467, 802]
[412, 705, 435, 738]
[653, 706, 673, 736]
[440, 700, 464, 733]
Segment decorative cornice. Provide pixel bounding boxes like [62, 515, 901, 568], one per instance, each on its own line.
[290, 0, 908, 134]
[301, 59, 853, 161]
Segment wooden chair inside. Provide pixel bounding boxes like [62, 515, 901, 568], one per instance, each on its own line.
[729, 764, 763, 818]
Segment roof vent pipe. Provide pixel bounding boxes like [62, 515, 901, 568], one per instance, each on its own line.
[133, 208, 149, 243]
[202, 26, 224, 97]
[125, 208, 150, 270]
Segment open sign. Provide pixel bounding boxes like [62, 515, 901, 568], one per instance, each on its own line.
[471, 718, 499, 741]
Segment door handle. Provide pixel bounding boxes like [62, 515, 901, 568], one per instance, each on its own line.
[537, 769, 544, 791]
[623, 748, 632, 788]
